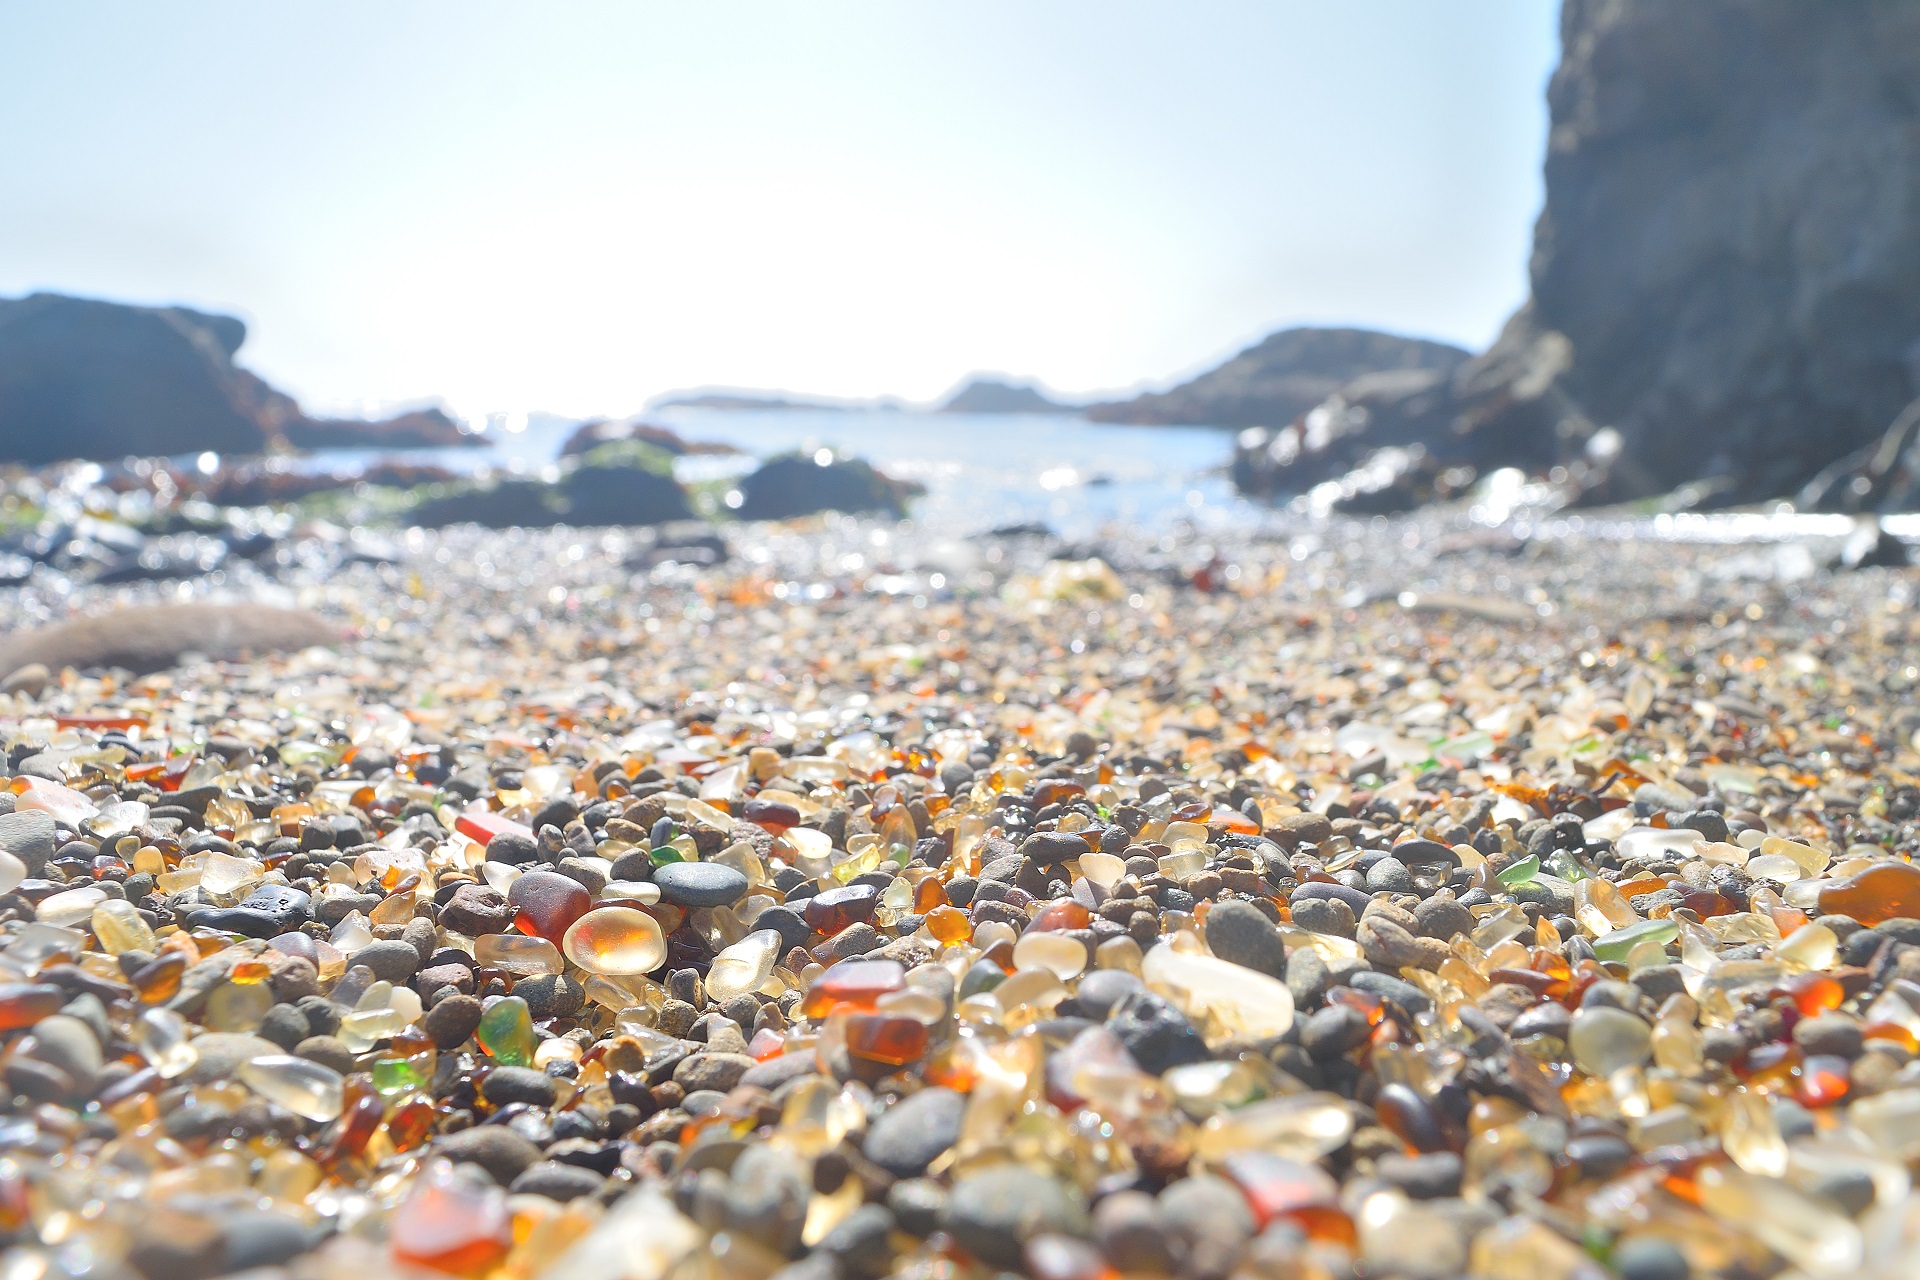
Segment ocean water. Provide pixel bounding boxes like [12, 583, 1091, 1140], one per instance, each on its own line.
[298, 407, 1256, 539]
[285, 406, 1913, 549]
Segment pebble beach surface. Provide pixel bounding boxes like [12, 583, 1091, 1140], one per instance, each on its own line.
[4, 510, 1920, 1280]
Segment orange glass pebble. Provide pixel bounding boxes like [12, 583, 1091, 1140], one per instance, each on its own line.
[1672, 885, 1735, 918]
[1030, 780, 1086, 810]
[1211, 807, 1260, 836]
[1769, 904, 1811, 935]
[1776, 972, 1844, 1017]
[843, 1011, 929, 1066]
[980, 938, 1017, 973]
[1819, 861, 1920, 926]
[1286, 1205, 1358, 1249]
[509, 870, 592, 945]
[1797, 1055, 1850, 1108]
[1029, 900, 1091, 933]
[805, 884, 881, 935]
[384, 1098, 437, 1152]
[748, 1028, 786, 1060]
[926, 905, 972, 944]
[389, 1168, 514, 1277]
[229, 959, 271, 984]
[914, 878, 951, 912]
[321, 1080, 385, 1167]
[1218, 1151, 1339, 1230]
[1615, 876, 1668, 899]
[54, 713, 148, 731]
[1864, 1021, 1920, 1052]
[157, 754, 197, 792]
[1326, 987, 1385, 1026]
[801, 960, 907, 1019]
[131, 953, 186, 1003]
[0, 984, 66, 1032]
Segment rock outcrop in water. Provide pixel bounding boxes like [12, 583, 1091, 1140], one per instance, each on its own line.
[734, 451, 923, 520]
[1237, 2, 1920, 512]
[0, 293, 476, 464]
[939, 377, 1071, 414]
[283, 407, 477, 451]
[1087, 328, 1469, 428]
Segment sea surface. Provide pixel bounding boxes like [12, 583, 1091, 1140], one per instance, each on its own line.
[286, 405, 1917, 551]
[297, 407, 1255, 539]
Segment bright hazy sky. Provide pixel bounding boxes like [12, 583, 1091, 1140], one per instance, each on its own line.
[0, 3, 1559, 420]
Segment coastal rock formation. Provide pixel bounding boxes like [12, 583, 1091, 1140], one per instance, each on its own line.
[1237, 2, 1920, 511]
[939, 377, 1071, 414]
[557, 419, 740, 458]
[283, 407, 478, 451]
[0, 292, 477, 464]
[0, 293, 277, 463]
[1512, 0, 1920, 506]
[1087, 328, 1468, 428]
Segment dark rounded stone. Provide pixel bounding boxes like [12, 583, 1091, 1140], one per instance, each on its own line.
[1108, 990, 1208, 1074]
[1566, 1133, 1634, 1181]
[432, 1126, 543, 1185]
[514, 973, 586, 1019]
[754, 904, 813, 952]
[1374, 1151, 1463, 1199]
[1203, 900, 1286, 978]
[1092, 1190, 1179, 1275]
[1412, 895, 1475, 940]
[294, 1036, 356, 1076]
[1158, 1173, 1255, 1279]
[1289, 881, 1373, 915]
[818, 1203, 896, 1279]
[438, 883, 513, 935]
[423, 993, 484, 1049]
[1347, 970, 1434, 1016]
[256, 1003, 311, 1051]
[652, 862, 750, 907]
[183, 906, 294, 938]
[1793, 1013, 1864, 1059]
[1612, 1237, 1691, 1280]
[608, 850, 655, 882]
[486, 830, 541, 865]
[1388, 838, 1460, 868]
[1510, 1002, 1572, 1041]
[942, 1165, 1089, 1268]
[1364, 857, 1414, 893]
[1076, 968, 1143, 1021]
[483, 1065, 560, 1108]
[350, 939, 421, 984]
[1301, 1004, 1371, 1060]
[219, 1210, 317, 1272]
[238, 885, 312, 928]
[887, 1178, 948, 1239]
[863, 1086, 966, 1178]
[510, 1160, 604, 1202]
[1288, 895, 1356, 938]
[1019, 831, 1090, 866]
